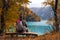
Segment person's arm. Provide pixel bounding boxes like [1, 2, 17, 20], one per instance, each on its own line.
[22, 21, 28, 27]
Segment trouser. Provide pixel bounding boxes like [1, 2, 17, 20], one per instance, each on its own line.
[16, 26, 28, 33]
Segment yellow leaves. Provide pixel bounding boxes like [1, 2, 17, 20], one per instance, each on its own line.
[0, 0, 2, 15]
[43, 0, 55, 6]
[58, 0, 60, 3]
[57, 0, 60, 13]
[0, 0, 29, 29]
[5, 11, 19, 22]
[4, 5, 19, 25]
[5, 3, 20, 23]
[0, 8, 2, 15]
[17, 0, 29, 4]
[57, 8, 60, 13]
[0, 0, 3, 8]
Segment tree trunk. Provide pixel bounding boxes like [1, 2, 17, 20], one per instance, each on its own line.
[0, 0, 10, 33]
[54, 0, 59, 32]
[0, 0, 6, 33]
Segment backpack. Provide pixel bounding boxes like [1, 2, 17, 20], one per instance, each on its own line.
[16, 20, 23, 31]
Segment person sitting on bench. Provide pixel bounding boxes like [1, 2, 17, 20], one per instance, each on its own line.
[16, 19, 28, 33]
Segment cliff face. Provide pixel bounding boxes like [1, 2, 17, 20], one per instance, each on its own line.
[19, 6, 41, 21]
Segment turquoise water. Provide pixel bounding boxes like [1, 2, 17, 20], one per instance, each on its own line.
[26, 20, 54, 35]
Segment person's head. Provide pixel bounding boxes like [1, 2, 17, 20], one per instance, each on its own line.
[20, 15, 23, 21]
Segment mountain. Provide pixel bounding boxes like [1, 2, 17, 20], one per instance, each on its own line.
[30, 5, 54, 20]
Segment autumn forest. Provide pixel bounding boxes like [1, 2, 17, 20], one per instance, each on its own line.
[0, 0, 60, 40]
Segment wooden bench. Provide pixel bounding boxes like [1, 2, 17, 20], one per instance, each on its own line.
[5, 32, 38, 37]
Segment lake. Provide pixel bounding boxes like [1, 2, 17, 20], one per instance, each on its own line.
[26, 20, 54, 35]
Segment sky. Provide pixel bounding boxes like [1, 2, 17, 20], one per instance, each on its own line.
[28, 0, 45, 8]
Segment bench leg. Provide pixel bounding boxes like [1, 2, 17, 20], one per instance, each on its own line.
[10, 34, 14, 37]
[26, 34, 30, 37]
[16, 34, 18, 37]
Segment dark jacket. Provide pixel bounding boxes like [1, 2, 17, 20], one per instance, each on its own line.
[22, 21, 28, 27]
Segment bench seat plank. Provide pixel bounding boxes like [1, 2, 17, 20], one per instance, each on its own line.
[5, 32, 38, 36]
